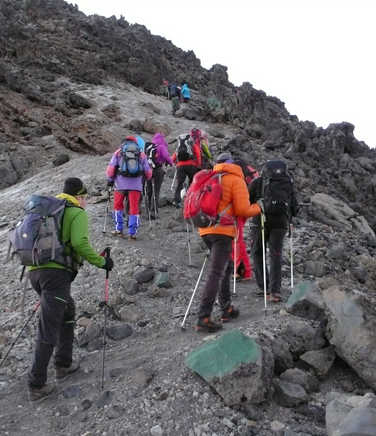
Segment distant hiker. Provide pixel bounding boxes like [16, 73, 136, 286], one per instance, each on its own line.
[191, 128, 213, 169]
[181, 82, 191, 103]
[172, 133, 202, 208]
[168, 83, 178, 100]
[162, 79, 169, 98]
[27, 177, 114, 401]
[145, 132, 173, 218]
[195, 152, 261, 332]
[171, 94, 181, 116]
[106, 136, 152, 239]
[249, 159, 298, 302]
[232, 159, 259, 281]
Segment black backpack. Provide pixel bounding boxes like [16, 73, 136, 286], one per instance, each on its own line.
[261, 160, 294, 218]
[145, 142, 160, 168]
[176, 134, 194, 161]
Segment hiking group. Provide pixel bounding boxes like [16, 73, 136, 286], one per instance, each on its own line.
[163, 80, 191, 115]
[5, 126, 298, 401]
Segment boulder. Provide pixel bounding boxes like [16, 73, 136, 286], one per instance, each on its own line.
[286, 281, 326, 321]
[323, 286, 376, 389]
[279, 368, 319, 393]
[273, 379, 309, 407]
[186, 330, 274, 405]
[299, 346, 336, 377]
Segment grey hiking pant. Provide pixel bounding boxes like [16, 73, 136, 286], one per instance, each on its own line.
[28, 268, 75, 388]
[198, 234, 233, 319]
[145, 166, 165, 216]
[250, 225, 286, 294]
[174, 165, 199, 204]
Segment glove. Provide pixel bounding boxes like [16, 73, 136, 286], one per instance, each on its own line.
[102, 256, 114, 271]
[257, 199, 265, 214]
[107, 180, 114, 188]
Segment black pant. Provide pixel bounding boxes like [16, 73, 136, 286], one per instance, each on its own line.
[145, 166, 165, 216]
[250, 225, 286, 294]
[198, 234, 233, 319]
[174, 165, 199, 203]
[28, 269, 75, 387]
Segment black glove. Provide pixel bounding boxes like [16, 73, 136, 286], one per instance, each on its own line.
[107, 180, 114, 187]
[102, 256, 114, 271]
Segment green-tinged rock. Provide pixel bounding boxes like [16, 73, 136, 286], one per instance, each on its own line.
[185, 329, 261, 381]
[154, 271, 172, 288]
[286, 281, 316, 307]
[286, 280, 326, 321]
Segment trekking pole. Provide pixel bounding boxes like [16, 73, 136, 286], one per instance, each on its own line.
[100, 247, 111, 390]
[144, 184, 152, 227]
[181, 253, 208, 330]
[233, 223, 238, 295]
[152, 180, 158, 219]
[261, 213, 268, 313]
[170, 168, 177, 191]
[0, 301, 40, 368]
[186, 222, 192, 266]
[289, 223, 294, 289]
[102, 189, 112, 234]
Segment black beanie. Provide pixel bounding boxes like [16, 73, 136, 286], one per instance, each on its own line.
[63, 177, 87, 196]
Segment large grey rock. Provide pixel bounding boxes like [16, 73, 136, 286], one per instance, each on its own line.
[323, 286, 376, 389]
[186, 330, 274, 405]
[299, 346, 336, 377]
[279, 368, 319, 393]
[335, 407, 376, 436]
[286, 281, 326, 321]
[273, 379, 309, 407]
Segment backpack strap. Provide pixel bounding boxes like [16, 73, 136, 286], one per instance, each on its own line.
[213, 172, 234, 227]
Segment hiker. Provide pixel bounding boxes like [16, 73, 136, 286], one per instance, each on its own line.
[27, 177, 114, 401]
[145, 132, 173, 219]
[181, 82, 191, 102]
[106, 136, 152, 239]
[232, 159, 259, 281]
[191, 128, 213, 169]
[172, 133, 201, 208]
[249, 159, 299, 302]
[162, 79, 169, 98]
[195, 152, 261, 332]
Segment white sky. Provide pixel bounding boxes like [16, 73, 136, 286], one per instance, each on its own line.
[72, 0, 376, 148]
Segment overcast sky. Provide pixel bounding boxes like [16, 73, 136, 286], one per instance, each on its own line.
[72, 0, 376, 148]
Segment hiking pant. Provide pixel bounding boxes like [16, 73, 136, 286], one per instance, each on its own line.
[171, 96, 180, 114]
[250, 225, 286, 294]
[232, 219, 252, 279]
[113, 190, 141, 234]
[198, 234, 233, 319]
[174, 165, 199, 204]
[145, 166, 164, 217]
[28, 269, 75, 387]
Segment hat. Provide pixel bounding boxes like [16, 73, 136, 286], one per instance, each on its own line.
[63, 177, 87, 196]
[216, 152, 233, 163]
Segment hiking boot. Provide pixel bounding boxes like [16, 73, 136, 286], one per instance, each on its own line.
[55, 360, 80, 380]
[111, 230, 123, 237]
[128, 234, 137, 240]
[267, 293, 282, 303]
[28, 383, 56, 402]
[195, 317, 223, 333]
[221, 305, 239, 322]
[172, 200, 181, 209]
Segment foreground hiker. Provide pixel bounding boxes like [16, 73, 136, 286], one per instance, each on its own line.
[144, 133, 173, 219]
[106, 136, 152, 239]
[172, 134, 201, 208]
[249, 160, 299, 302]
[195, 153, 261, 332]
[28, 177, 114, 401]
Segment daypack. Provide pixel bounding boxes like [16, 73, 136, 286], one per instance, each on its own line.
[118, 139, 143, 177]
[169, 84, 178, 98]
[8, 195, 71, 267]
[145, 142, 160, 168]
[184, 169, 233, 228]
[261, 160, 294, 217]
[176, 134, 194, 161]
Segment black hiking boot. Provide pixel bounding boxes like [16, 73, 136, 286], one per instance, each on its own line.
[195, 317, 223, 333]
[55, 360, 80, 380]
[28, 383, 56, 402]
[221, 305, 239, 323]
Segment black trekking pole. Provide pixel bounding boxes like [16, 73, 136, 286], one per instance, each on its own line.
[100, 247, 111, 390]
[186, 222, 192, 266]
[0, 301, 40, 368]
[102, 189, 112, 234]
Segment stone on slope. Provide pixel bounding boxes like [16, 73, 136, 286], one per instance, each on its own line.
[279, 368, 319, 393]
[299, 346, 336, 377]
[273, 379, 309, 407]
[286, 281, 326, 321]
[323, 285, 376, 389]
[185, 329, 273, 405]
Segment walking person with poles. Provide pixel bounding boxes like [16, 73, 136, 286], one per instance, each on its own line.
[194, 153, 261, 333]
[249, 160, 298, 303]
[26, 177, 114, 401]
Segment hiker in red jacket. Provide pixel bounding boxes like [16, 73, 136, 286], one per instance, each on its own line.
[171, 134, 201, 208]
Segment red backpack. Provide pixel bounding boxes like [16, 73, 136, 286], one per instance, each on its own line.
[183, 169, 233, 228]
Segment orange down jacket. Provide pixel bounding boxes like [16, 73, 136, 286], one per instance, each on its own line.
[198, 162, 261, 238]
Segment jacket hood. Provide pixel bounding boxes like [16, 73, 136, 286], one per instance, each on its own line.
[152, 133, 167, 147]
[214, 162, 244, 178]
[56, 193, 80, 207]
